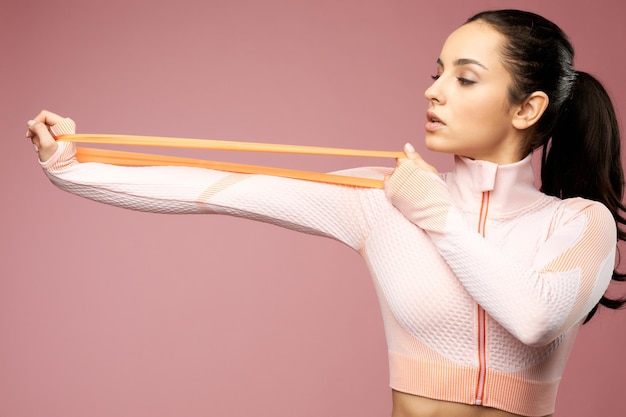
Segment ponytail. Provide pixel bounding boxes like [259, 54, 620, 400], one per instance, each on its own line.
[540, 71, 626, 322]
[469, 10, 626, 322]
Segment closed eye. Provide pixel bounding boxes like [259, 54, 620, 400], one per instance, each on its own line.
[457, 77, 476, 86]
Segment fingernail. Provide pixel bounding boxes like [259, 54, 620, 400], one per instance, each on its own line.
[404, 143, 415, 153]
[33, 143, 39, 152]
[27, 120, 35, 127]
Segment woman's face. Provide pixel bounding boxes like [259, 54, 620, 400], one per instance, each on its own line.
[424, 21, 523, 164]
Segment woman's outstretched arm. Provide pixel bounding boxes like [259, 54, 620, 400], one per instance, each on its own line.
[27, 111, 389, 251]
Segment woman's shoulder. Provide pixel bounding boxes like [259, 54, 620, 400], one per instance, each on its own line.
[552, 196, 615, 232]
[559, 196, 612, 214]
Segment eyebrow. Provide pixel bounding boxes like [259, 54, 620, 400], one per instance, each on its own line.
[437, 58, 488, 70]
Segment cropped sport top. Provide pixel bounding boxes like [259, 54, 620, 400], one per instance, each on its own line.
[40, 119, 616, 416]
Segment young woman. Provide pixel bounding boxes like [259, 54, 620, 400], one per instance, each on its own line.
[26, 9, 625, 417]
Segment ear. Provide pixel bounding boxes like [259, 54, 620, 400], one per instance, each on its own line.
[512, 91, 549, 130]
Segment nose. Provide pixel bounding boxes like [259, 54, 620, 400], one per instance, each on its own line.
[424, 78, 443, 104]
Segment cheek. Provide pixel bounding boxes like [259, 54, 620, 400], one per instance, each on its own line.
[461, 93, 511, 131]
[463, 93, 497, 119]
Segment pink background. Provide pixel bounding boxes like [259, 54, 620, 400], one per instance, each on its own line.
[2, 1, 626, 416]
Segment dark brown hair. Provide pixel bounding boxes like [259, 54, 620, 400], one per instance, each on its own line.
[468, 10, 626, 322]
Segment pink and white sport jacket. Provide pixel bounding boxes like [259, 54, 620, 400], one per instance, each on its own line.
[41, 119, 616, 416]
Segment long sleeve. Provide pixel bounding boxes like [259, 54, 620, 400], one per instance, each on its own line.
[386, 158, 617, 346]
[40, 119, 389, 251]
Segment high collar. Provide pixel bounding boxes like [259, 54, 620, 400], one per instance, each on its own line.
[446, 154, 545, 216]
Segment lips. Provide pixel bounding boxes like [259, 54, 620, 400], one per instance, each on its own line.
[425, 111, 445, 132]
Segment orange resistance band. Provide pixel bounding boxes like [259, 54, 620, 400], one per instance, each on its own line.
[56, 134, 405, 188]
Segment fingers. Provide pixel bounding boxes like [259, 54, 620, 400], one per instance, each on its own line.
[385, 142, 434, 186]
[34, 110, 65, 126]
[404, 142, 438, 174]
[26, 110, 63, 138]
[26, 110, 62, 162]
[404, 142, 417, 156]
[396, 142, 438, 175]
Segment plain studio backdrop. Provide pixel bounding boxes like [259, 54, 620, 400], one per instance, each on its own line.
[2, 1, 625, 416]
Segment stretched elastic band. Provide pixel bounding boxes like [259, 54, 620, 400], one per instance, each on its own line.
[57, 134, 405, 159]
[57, 134, 404, 188]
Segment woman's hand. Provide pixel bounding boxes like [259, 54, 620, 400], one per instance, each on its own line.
[397, 143, 438, 174]
[384, 143, 451, 238]
[26, 110, 64, 162]
[384, 143, 438, 185]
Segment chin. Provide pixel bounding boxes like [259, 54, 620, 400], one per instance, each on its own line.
[424, 137, 456, 156]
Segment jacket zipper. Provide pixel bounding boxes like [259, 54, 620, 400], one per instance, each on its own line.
[475, 191, 490, 405]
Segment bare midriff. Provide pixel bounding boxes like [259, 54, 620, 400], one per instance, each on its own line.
[391, 390, 552, 417]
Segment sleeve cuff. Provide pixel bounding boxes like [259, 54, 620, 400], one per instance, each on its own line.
[40, 118, 78, 171]
[49, 118, 77, 137]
